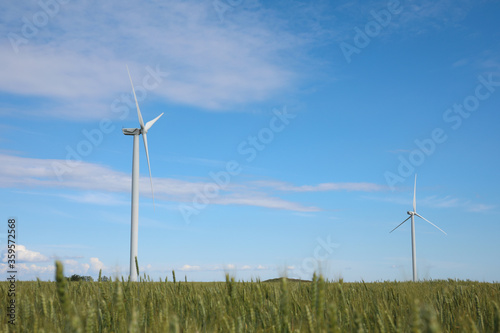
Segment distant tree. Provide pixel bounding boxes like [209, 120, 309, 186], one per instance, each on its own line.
[69, 274, 82, 282]
[69, 274, 94, 282]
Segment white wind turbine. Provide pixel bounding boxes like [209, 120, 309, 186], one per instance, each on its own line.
[123, 66, 163, 282]
[389, 174, 447, 282]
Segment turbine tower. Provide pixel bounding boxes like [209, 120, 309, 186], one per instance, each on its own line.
[123, 66, 163, 282]
[390, 174, 447, 282]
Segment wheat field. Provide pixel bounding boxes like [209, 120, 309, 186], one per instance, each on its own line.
[0, 262, 499, 332]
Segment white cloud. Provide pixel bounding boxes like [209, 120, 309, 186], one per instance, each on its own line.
[63, 261, 90, 276]
[0, 154, 320, 212]
[173, 264, 273, 272]
[59, 257, 107, 276]
[0, 253, 109, 280]
[365, 194, 496, 213]
[179, 264, 202, 272]
[0, 45, 124, 100]
[213, 194, 320, 212]
[0, 260, 90, 279]
[253, 180, 387, 192]
[63, 259, 78, 266]
[466, 203, 496, 213]
[0, 262, 55, 276]
[452, 58, 468, 68]
[0, 0, 486, 122]
[0, 0, 300, 120]
[398, 0, 474, 31]
[417, 195, 495, 213]
[2, 245, 48, 263]
[61, 192, 128, 206]
[90, 258, 104, 272]
[2, 153, 493, 215]
[53, 258, 103, 276]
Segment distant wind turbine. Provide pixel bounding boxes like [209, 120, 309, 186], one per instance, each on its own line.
[123, 66, 163, 282]
[390, 174, 447, 282]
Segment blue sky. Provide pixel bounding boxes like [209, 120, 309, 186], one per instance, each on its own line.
[1, 0, 499, 282]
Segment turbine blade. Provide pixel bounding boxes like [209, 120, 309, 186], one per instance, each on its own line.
[389, 216, 411, 233]
[415, 213, 447, 235]
[142, 132, 155, 209]
[145, 113, 164, 132]
[126, 65, 145, 129]
[413, 174, 417, 212]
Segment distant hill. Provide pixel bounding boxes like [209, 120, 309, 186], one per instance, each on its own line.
[263, 277, 311, 283]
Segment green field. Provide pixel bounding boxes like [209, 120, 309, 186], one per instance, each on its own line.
[1, 263, 499, 332]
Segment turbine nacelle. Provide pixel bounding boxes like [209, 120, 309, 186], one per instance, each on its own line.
[407, 211, 414, 216]
[123, 128, 141, 136]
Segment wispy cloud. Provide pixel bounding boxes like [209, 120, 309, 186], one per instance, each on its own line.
[0, 0, 301, 120]
[61, 192, 128, 206]
[163, 156, 233, 169]
[466, 203, 496, 213]
[177, 264, 270, 272]
[0, 153, 318, 212]
[0, 0, 484, 121]
[252, 180, 387, 192]
[415, 195, 495, 212]
[365, 194, 496, 213]
[396, 0, 475, 33]
[213, 194, 320, 212]
[3, 153, 492, 214]
[452, 58, 469, 68]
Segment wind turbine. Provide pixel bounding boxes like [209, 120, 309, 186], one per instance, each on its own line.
[122, 66, 163, 282]
[390, 174, 446, 282]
